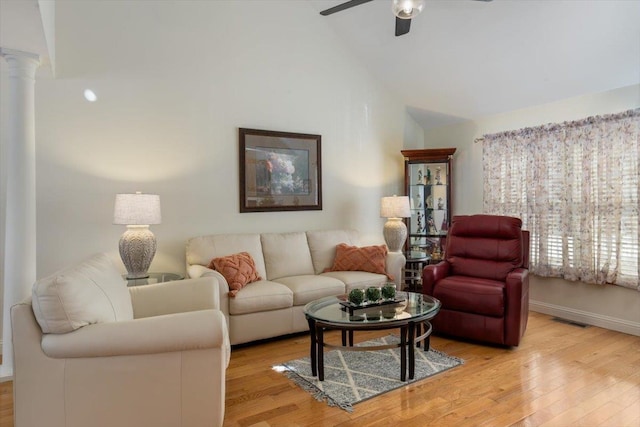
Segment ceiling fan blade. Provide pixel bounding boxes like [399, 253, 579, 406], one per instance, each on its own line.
[320, 0, 374, 16]
[395, 17, 411, 36]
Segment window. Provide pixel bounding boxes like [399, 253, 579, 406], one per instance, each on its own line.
[482, 110, 639, 290]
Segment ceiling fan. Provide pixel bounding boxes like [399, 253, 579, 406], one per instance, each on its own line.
[320, 0, 493, 37]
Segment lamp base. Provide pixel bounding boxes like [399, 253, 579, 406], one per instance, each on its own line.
[119, 225, 156, 280]
[383, 218, 407, 252]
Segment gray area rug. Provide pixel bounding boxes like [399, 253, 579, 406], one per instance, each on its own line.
[275, 335, 464, 412]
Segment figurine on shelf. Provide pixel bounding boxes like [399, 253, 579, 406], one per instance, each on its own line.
[427, 216, 437, 234]
[435, 166, 442, 185]
[417, 169, 423, 185]
[425, 168, 431, 185]
[437, 197, 444, 210]
[431, 245, 441, 261]
[416, 212, 424, 233]
[426, 194, 433, 209]
[440, 217, 448, 233]
[414, 193, 421, 209]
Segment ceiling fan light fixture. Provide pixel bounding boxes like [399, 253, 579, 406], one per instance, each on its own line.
[392, 0, 425, 19]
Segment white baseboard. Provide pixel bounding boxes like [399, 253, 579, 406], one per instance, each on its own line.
[0, 364, 13, 382]
[530, 300, 640, 337]
[0, 339, 14, 382]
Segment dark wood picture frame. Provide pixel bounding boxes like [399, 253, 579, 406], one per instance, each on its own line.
[239, 128, 322, 213]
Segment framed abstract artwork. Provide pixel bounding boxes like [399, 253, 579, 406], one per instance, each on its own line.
[239, 128, 322, 212]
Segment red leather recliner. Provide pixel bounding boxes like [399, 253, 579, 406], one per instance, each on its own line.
[422, 214, 529, 346]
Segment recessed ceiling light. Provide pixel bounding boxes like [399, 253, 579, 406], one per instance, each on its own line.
[84, 89, 97, 102]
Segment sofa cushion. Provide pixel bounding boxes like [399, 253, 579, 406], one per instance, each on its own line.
[31, 253, 133, 334]
[306, 230, 361, 274]
[260, 232, 315, 280]
[228, 280, 293, 315]
[186, 233, 267, 279]
[209, 252, 261, 297]
[274, 275, 346, 306]
[325, 243, 390, 278]
[320, 271, 388, 293]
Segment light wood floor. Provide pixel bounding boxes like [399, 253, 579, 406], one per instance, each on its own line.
[1, 312, 639, 426]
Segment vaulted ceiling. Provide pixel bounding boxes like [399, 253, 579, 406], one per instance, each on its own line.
[309, 0, 640, 129]
[2, 0, 639, 130]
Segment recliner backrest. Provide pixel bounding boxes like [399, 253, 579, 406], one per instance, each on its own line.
[445, 215, 524, 281]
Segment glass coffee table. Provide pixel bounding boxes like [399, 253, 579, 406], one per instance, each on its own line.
[304, 291, 441, 382]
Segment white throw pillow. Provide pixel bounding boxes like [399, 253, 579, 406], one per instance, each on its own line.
[32, 253, 133, 334]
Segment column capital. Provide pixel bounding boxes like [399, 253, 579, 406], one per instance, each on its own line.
[1, 47, 40, 61]
[1, 48, 40, 77]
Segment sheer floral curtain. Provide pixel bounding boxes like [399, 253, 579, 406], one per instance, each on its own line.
[482, 109, 639, 290]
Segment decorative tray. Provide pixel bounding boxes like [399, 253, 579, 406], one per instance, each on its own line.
[338, 297, 405, 315]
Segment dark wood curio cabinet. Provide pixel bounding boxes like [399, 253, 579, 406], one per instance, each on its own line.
[401, 148, 456, 260]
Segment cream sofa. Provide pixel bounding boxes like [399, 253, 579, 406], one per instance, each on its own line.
[186, 230, 405, 345]
[12, 254, 230, 427]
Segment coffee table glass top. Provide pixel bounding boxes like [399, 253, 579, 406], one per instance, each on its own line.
[304, 291, 440, 325]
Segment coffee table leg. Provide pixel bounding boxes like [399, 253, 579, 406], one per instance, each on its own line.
[318, 325, 325, 381]
[349, 330, 354, 346]
[408, 322, 416, 380]
[307, 317, 317, 377]
[400, 325, 407, 381]
[341, 330, 347, 346]
[424, 321, 431, 352]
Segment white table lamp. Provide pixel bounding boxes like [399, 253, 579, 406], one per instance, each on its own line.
[380, 195, 411, 252]
[113, 192, 161, 279]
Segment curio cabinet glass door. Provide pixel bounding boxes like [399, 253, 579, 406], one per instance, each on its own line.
[401, 148, 456, 261]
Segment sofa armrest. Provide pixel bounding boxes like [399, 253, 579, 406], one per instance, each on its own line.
[385, 252, 406, 288]
[41, 309, 229, 360]
[129, 276, 220, 318]
[187, 264, 215, 279]
[422, 260, 451, 295]
[187, 265, 230, 318]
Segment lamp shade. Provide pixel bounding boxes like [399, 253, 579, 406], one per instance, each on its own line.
[392, 0, 425, 19]
[380, 195, 411, 218]
[113, 192, 161, 225]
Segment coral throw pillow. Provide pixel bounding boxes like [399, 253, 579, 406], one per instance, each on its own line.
[209, 252, 262, 297]
[325, 243, 392, 279]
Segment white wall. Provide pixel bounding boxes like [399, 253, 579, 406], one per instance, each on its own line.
[424, 84, 640, 335]
[30, 0, 416, 277]
[0, 1, 421, 343]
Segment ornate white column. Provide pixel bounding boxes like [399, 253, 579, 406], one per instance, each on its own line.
[0, 48, 40, 379]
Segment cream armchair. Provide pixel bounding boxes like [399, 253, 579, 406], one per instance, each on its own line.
[11, 254, 230, 427]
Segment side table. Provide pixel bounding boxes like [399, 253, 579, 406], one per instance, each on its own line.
[404, 251, 430, 292]
[124, 272, 184, 287]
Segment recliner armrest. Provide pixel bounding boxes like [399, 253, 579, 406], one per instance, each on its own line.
[506, 267, 529, 289]
[422, 261, 451, 295]
[129, 276, 220, 318]
[504, 267, 529, 346]
[41, 309, 229, 359]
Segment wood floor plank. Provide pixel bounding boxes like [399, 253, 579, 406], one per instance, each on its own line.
[1, 312, 639, 427]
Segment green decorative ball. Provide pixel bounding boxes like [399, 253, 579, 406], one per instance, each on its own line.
[381, 284, 396, 300]
[348, 288, 364, 306]
[365, 287, 381, 302]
